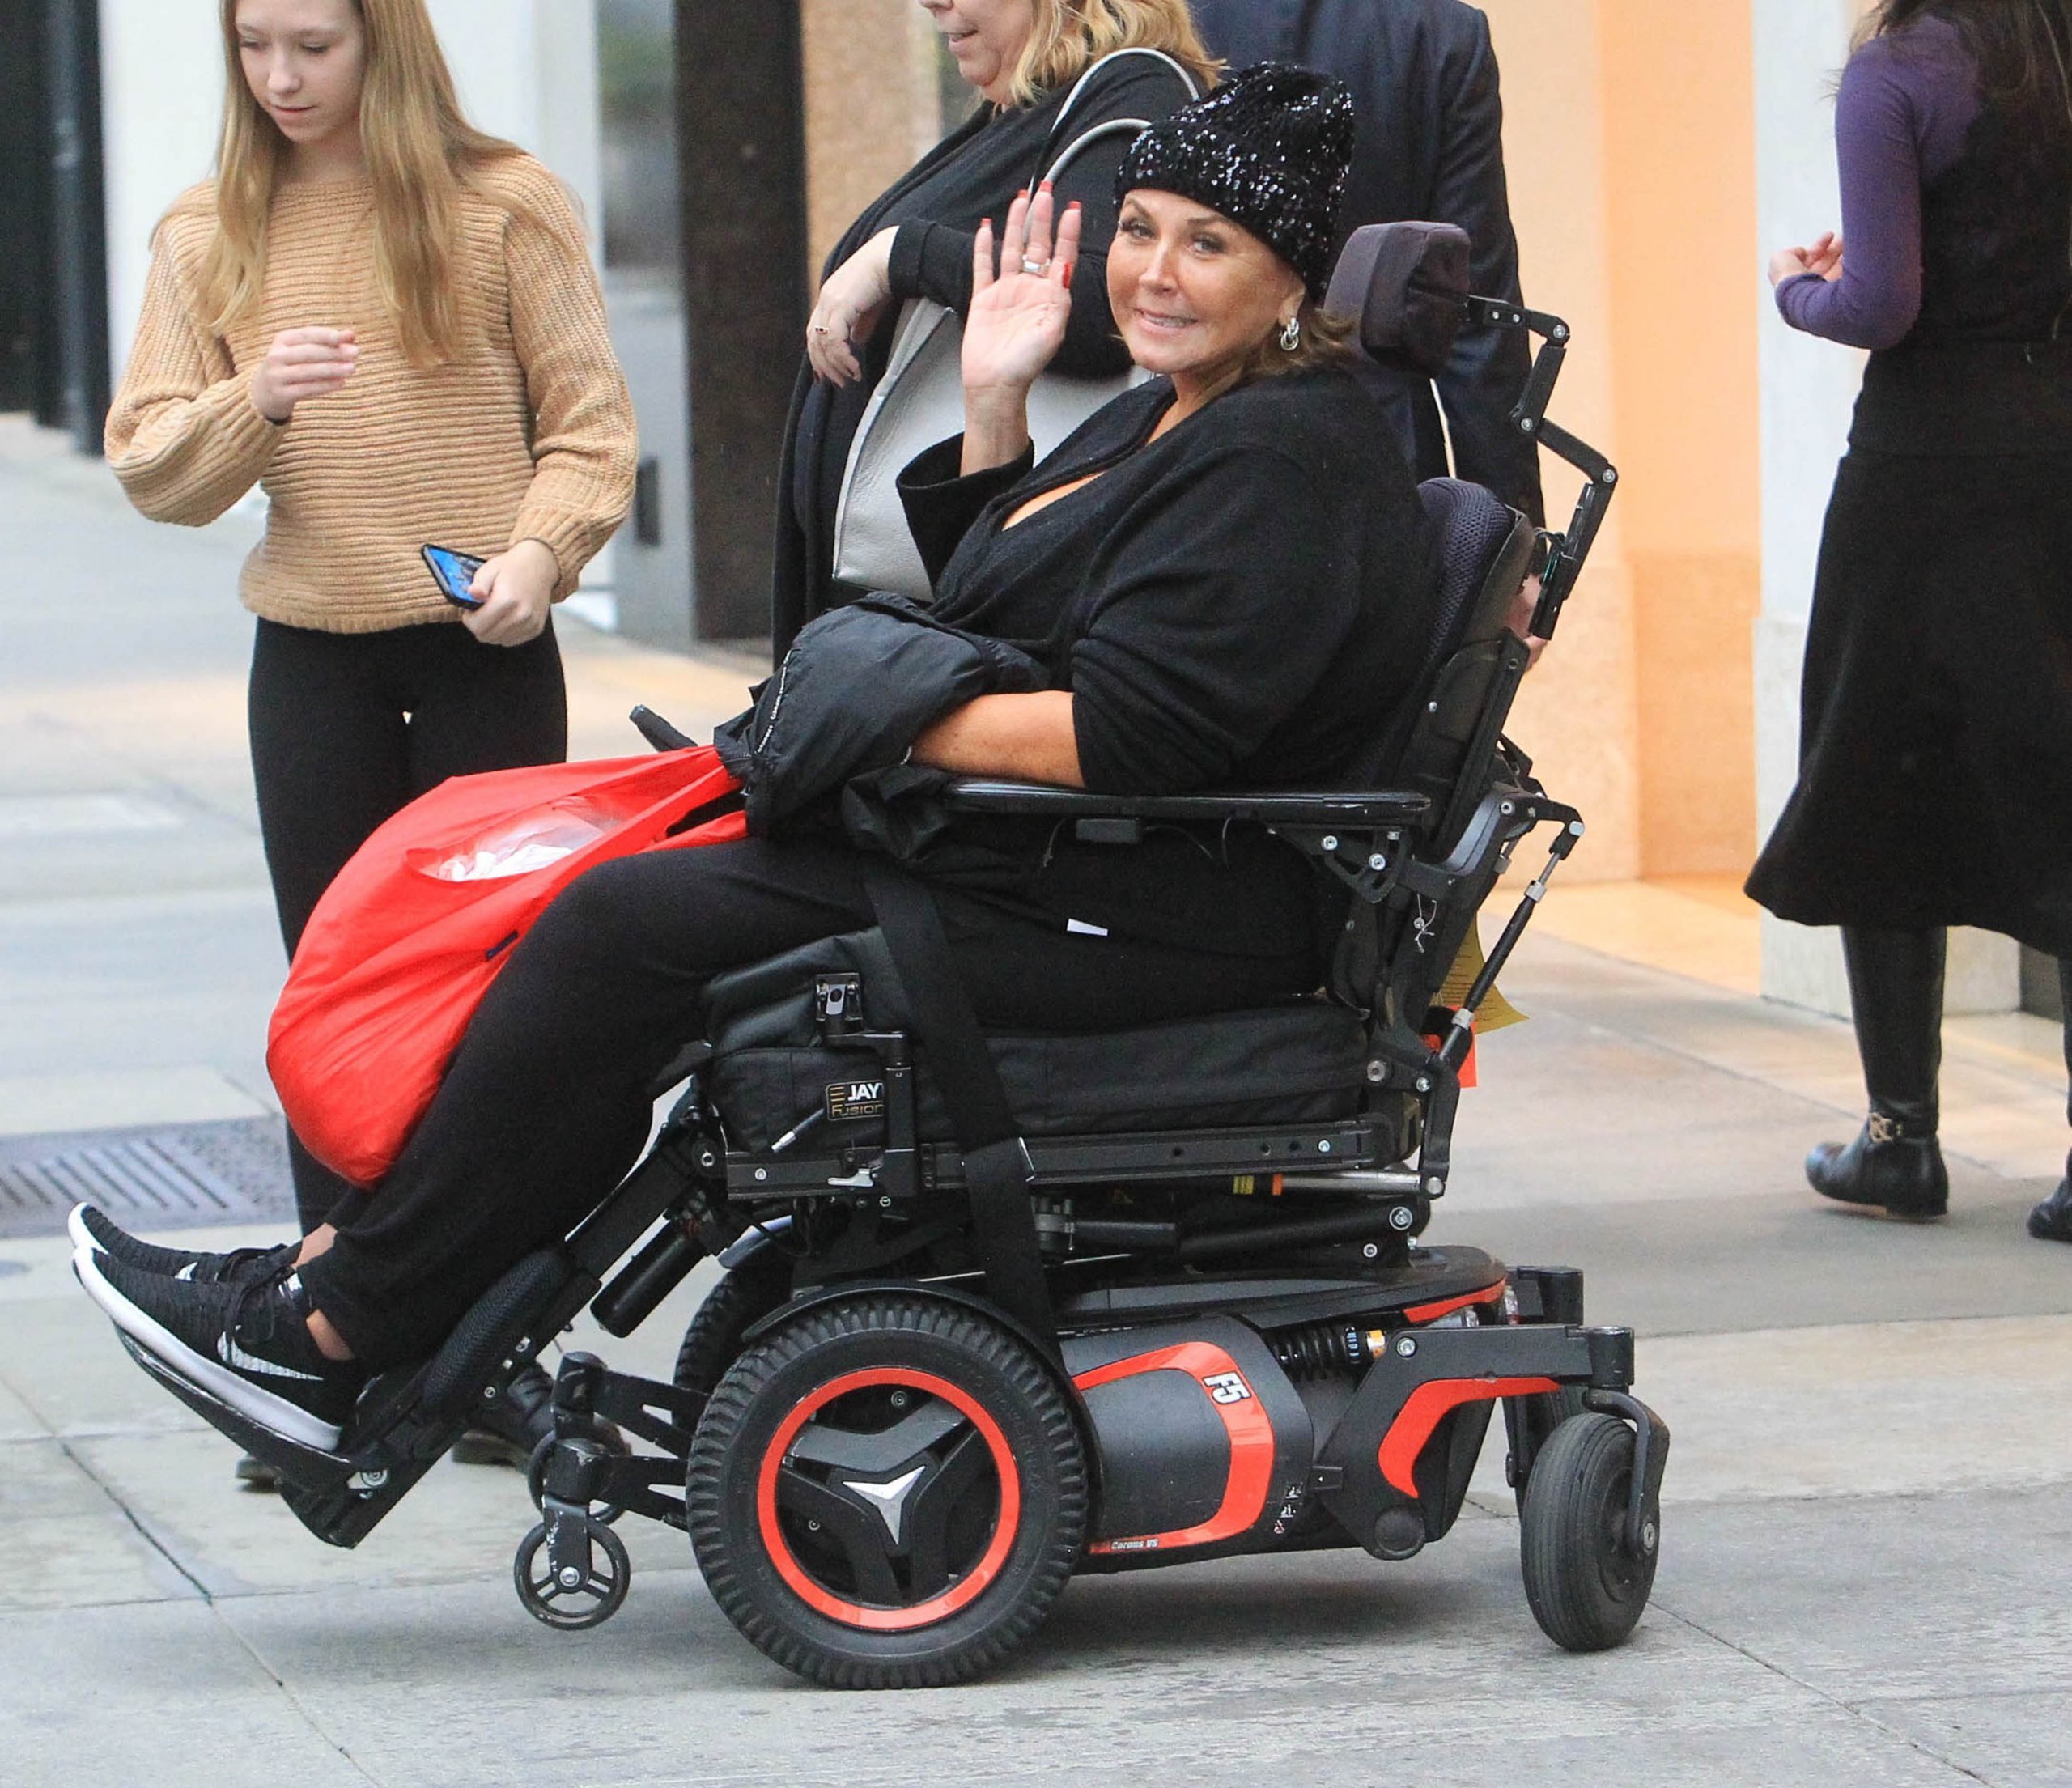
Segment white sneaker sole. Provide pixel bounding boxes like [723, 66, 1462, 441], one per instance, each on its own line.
[74, 1246, 344, 1452]
[67, 1204, 106, 1256]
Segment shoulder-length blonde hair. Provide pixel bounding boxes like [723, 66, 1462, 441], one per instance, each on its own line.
[1010, 0, 1221, 104]
[200, 0, 535, 366]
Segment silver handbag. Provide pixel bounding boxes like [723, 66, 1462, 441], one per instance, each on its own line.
[830, 50, 1199, 602]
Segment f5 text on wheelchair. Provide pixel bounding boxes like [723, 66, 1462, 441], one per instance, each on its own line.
[107, 222, 1663, 1689]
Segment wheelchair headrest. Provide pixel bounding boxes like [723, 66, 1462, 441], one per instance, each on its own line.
[1326, 223, 1472, 375]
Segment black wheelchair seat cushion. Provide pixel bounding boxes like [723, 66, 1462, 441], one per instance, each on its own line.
[702, 931, 1368, 1151]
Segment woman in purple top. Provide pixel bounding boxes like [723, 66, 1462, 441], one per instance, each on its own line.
[1748, 0, 2072, 1241]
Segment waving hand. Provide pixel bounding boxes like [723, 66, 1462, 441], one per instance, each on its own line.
[959, 187, 1083, 474]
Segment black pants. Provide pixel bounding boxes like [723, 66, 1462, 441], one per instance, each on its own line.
[248, 618, 567, 1230]
[299, 838, 1319, 1368]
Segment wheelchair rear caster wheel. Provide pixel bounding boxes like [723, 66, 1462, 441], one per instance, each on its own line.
[1519, 1412, 1658, 1651]
[686, 1293, 1087, 1688]
[514, 1513, 631, 1631]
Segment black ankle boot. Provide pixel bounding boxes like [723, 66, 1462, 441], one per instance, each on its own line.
[1811, 927, 1950, 1221]
[1807, 1106, 1950, 1220]
[2029, 1155, 2072, 1242]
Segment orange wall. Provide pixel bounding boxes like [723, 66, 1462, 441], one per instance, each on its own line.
[1480, 0, 1642, 881]
[1601, 0, 1762, 878]
[1482, 0, 1763, 881]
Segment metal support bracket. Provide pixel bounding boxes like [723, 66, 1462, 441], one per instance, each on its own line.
[1584, 1387, 1671, 1563]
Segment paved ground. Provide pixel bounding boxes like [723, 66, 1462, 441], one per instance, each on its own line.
[2, 416, 2070, 1786]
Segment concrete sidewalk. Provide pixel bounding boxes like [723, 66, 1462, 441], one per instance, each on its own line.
[2, 417, 2069, 1787]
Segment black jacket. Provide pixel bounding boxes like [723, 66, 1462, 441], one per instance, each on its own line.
[1189, 0, 1543, 521]
[721, 371, 1441, 958]
[715, 597, 1044, 837]
[905, 372, 1438, 796]
[772, 55, 1198, 655]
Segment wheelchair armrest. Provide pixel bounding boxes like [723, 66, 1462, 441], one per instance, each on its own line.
[940, 779, 1432, 829]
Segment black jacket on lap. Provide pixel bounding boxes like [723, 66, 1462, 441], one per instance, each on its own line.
[1189, 0, 1544, 521]
[714, 597, 1044, 837]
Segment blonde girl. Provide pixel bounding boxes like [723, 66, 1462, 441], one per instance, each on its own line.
[104, 0, 635, 1467]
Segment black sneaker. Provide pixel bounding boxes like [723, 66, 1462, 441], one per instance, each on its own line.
[450, 1360, 558, 1468]
[75, 1247, 366, 1451]
[70, 1204, 299, 1288]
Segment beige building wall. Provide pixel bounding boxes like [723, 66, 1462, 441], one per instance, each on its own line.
[800, 0, 945, 275]
[1473, 0, 1637, 881]
[1481, 0, 1763, 886]
[1599, 0, 1763, 880]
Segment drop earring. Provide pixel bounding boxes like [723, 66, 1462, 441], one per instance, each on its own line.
[1279, 315, 1302, 352]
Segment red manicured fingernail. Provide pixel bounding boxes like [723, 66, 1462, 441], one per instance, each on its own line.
[1041, 180, 1055, 193]
[1063, 260, 1075, 288]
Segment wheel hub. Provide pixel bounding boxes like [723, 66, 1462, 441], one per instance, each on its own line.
[758, 1367, 1022, 1632]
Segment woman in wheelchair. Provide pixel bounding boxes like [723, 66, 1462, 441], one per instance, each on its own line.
[75, 67, 1449, 1455]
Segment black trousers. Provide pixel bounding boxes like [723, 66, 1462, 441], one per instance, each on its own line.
[299, 838, 1319, 1368]
[248, 618, 567, 1230]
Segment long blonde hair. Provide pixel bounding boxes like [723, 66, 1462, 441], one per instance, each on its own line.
[1009, 0, 1221, 105]
[199, 0, 535, 366]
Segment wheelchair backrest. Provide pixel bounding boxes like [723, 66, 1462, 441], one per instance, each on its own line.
[1389, 480, 1538, 850]
[1326, 225, 1540, 861]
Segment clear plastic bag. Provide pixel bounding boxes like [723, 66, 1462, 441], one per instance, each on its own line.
[418, 801, 614, 882]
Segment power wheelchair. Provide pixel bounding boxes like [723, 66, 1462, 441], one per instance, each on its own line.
[119, 222, 1667, 1689]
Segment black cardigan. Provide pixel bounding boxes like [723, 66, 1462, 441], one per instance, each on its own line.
[771, 56, 1197, 655]
[891, 368, 1441, 956]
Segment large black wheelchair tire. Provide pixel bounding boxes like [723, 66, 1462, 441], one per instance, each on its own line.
[673, 1256, 793, 1395]
[1518, 1412, 1658, 1652]
[686, 1293, 1086, 1689]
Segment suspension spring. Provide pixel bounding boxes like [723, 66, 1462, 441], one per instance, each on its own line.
[1271, 1319, 1388, 1379]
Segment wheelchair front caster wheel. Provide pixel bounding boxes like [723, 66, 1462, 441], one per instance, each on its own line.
[514, 1514, 631, 1631]
[527, 1432, 630, 1527]
[1519, 1412, 1658, 1652]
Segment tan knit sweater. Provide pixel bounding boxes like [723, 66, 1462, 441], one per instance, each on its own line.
[106, 155, 636, 633]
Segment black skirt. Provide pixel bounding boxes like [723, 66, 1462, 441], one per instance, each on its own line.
[1747, 355, 2072, 953]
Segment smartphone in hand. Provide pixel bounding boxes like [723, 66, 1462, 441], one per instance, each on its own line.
[421, 544, 486, 609]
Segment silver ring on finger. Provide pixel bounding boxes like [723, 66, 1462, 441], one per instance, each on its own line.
[1021, 257, 1051, 277]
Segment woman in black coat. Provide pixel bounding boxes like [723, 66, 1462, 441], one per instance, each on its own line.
[774, 0, 1215, 652]
[74, 70, 1450, 1453]
[1749, 0, 2072, 1239]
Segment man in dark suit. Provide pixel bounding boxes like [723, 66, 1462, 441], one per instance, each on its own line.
[1189, 0, 1543, 523]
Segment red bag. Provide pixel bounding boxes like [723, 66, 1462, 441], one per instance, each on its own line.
[268, 747, 744, 1187]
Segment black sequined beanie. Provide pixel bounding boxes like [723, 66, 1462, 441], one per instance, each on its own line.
[1115, 64, 1357, 302]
